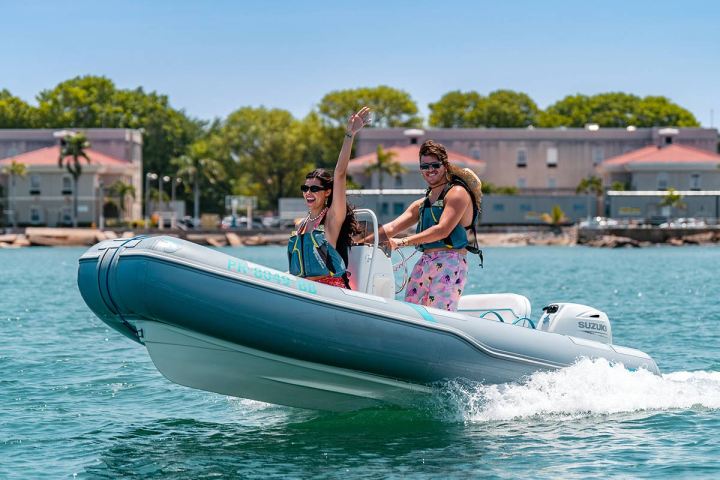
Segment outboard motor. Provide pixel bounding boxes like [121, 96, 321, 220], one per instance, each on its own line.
[536, 303, 612, 344]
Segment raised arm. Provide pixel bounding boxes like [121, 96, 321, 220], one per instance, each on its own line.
[326, 107, 371, 240]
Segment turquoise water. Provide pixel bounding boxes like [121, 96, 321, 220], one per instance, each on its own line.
[2, 245, 719, 478]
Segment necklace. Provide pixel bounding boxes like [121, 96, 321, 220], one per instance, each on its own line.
[306, 207, 328, 224]
[429, 181, 448, 190]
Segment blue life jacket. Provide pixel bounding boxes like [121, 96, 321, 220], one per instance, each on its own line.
[287, 217, 347, 279]
[416, 182, 471, 252]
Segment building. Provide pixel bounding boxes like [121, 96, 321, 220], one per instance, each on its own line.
[347, 143, 486, 190]
[354, 127, 718, 194]
[598, 134, 720, 220]
[0, 129, 142, 226]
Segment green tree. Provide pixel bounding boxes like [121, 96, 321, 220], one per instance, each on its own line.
[0, 90, 36, 128]
[172, 139, 227, 225]
[659, 187, 686, 211]
[428, 90, 485, 127]
[57, 132, 91, 227]
[634, 96, 699, 127]
[35, 75, 204, 178]
[576, 175, 604, 220]
[298, 111, 342, 170]
[540, 205, 569, 234]
[538, 92, 699, 127]
[216, 107, 314, 210]
[483, 90, 539, 127]
[481, 182, 519, 195]
[428, 89, 538, 127]
[364, 145, 406, 191]
[2, 160, 27, 228]
[364, 145, 406, 217]
[610, 181, 627, 191]
[108, 180, 136, 221]
[318, 86, 422, 128]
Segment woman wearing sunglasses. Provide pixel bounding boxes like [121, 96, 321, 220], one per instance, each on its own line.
[287, 107, 371, 288]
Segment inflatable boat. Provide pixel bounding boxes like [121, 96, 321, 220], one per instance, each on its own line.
[77, 210, 659, 411]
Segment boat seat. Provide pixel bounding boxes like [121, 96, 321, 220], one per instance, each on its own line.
[346, 244, 395, 298]
[457, 293, 533, 327]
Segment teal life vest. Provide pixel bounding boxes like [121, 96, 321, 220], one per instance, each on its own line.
[416, 182, 471, 251]
[287, 215, 347, 279]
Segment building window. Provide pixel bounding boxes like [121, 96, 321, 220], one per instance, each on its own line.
[517, 177, 527, 188]
[31, 206, 41, 224]
[546, 148, 558, 168]
[690, 173, 701, 191]
[61, 207, 72, 225]
[394, 175, 402, 188]
[30, 174, 41, 195]
[657, 172, 668, 191]
[471, 147, 481, 160]
[592, 147, 604, 166]
[516, 149, 527, 168]
[548, 178, 557, 188]
[574, 203, 585, 212]
[62, 175, 73, 195]
[520, 204, 531, 212]
[393, 202, 404, 215]
[380, 202, 389, 215]
[493, 203, 505, 211]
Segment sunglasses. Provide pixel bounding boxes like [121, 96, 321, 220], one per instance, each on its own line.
[419, 162, 443, 171]
[300, 185, 327, 193]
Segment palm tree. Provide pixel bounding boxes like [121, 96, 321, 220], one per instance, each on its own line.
[108, 180, 136, 222]
[172, 142, 226, 226]
[364, 145, 406, 215]
[57, 132, 91, 227]
[659, 187, 686, 215]
[576, 175, 604, 221]
[541, 205, 569, 234]
[2, 160, 27, 228]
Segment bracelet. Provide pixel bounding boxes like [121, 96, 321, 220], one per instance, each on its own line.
[344, 131, 353, 139]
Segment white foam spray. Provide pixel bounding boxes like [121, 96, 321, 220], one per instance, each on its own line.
[437, 358, 720, 422]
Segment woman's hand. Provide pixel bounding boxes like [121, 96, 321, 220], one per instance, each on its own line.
[346, 106, 372, 136]
[386, 237, 399, 251]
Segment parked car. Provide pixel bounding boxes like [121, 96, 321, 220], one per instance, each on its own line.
[221, 215, 264, 229]
[578, 216, 619, 229]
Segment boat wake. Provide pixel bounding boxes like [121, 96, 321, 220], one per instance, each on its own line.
[435, 358, 720, 422]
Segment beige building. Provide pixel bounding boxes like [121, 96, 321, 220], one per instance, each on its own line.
[599, 142, 720, 191]
[0, 129, 142, 227]
[347, 144, 486, 190]
[354, 127, 718, 193]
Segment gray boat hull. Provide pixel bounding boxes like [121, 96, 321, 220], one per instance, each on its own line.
[77, 236, 660, 411]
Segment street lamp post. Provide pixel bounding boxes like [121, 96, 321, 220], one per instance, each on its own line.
[98, 180, 105, 230]
[145, 172, 157, 227]
[171, 177, 181, 229]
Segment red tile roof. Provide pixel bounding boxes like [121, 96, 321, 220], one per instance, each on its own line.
[602, 144, 720, 168]
[0, 146, 130, 167]
[349, 145, 485, 172]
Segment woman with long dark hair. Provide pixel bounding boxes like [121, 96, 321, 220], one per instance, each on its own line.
[287, 107, 370, 288]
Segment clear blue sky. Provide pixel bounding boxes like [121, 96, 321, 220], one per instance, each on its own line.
[3, 0, 719, 126]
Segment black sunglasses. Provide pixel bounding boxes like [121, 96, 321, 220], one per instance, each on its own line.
[300, 185, 327, 193]
[419, 162, 443, 171]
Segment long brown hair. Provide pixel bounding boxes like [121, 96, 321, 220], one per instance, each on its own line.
[305, 168, 360, 264]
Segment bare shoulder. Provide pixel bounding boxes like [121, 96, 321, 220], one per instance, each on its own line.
[447, 184, 471, 203]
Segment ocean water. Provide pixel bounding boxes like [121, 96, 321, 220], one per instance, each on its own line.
[1, 244, 719, 478]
